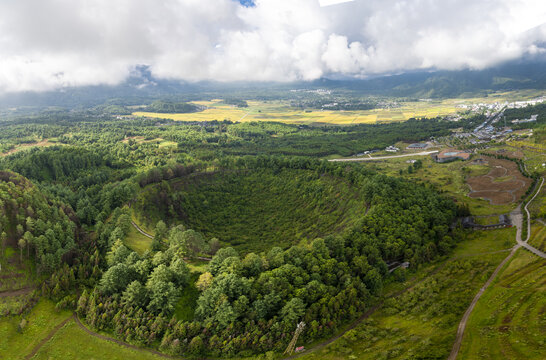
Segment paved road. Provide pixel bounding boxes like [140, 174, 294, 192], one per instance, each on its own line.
[329, 150, 439, 162]
[519, 177, 546, 258]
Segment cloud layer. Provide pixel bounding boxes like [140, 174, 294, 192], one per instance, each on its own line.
[0, 0, 545, 92]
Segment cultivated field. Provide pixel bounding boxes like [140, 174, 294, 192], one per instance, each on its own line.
[467, 157, 532, 205]
[133, 99, 459, 125]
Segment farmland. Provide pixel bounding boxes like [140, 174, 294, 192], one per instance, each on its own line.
[133, 99, 459, 125]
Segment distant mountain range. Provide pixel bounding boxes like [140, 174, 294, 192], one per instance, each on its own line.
[1, 57, 546, 109]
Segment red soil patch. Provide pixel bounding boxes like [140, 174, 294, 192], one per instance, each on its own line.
[466, 157, 532, 205]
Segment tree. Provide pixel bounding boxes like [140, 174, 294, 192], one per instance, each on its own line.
[209, 238, 221, 255]
[122, 280, 147, 307]
[169, 258, 190, 287]
[209, 247, 238, 275]
[280, 298, 306, 326]
[18, 238, 26, 262]
[1, 232, 6, 258]
[196, 272, 213, 291]
[189, 335, 204, 355]
[99, 263, 131, 295]
[152, 220, 168, 251]
[106, 240, 132, 267]
[23, 231, 33, 257]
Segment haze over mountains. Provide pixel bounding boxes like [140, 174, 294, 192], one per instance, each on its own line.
[2, 57, 546, 109]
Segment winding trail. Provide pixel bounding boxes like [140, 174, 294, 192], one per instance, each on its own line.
[25, 316, 72, 359]
[131, 221, 153, 239]
[448, 176, 545, 360]
[0, 286, 34, 297]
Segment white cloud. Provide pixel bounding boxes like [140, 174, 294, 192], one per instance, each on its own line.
[0, 0, 545, 92]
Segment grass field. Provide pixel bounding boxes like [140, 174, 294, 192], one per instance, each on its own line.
[299, 255, 508, 360]
[451, 228, 516, 257]
[124, 224, 152, 255]
[458, 249, 546, 359]
[528, 223, 546, 252]
[0, 300, 72, 358]
[0, 138, 59, 157]
[32, 321, 164, 360]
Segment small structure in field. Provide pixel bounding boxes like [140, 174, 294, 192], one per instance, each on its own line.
[462, 214, 511, 230]
[407, 143, 428, 149]
[432, 149, 471, 163]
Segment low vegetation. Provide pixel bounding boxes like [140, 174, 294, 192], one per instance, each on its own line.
[459, 249, 546, 359]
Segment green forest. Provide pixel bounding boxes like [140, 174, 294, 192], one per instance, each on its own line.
[0, 107, 515, 359]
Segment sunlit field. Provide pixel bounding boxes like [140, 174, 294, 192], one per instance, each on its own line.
[133, 99, 459, 125]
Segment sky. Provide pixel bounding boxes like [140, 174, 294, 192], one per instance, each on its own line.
[0, 0, 545, 93]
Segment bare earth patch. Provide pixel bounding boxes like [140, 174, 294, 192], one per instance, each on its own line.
[467, 157, 532, 205]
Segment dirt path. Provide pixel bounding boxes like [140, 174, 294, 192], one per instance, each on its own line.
[447, 245, 519, 360]
[25, 316, 72, 359]
[131, 221, 153, 239]
[328, 150, 439, 162]
[448, 177, 545, 360]
[0, 286, 34, 297]
[73, 313, 178, 359]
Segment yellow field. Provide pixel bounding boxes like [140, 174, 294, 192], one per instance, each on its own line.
[131, 91, 545, 125]
[133, 99, 461, 125]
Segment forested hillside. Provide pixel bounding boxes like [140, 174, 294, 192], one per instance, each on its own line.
[0, 111, 463, 358]
[0, 171, 77, 274]
[77, 158, 458, 357]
